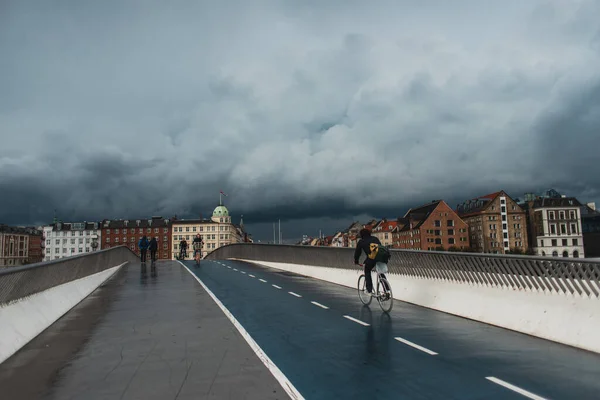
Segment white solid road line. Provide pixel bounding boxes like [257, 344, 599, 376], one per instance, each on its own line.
[288, 292, 302, 298]
[227, 266, 231, 269]
[311, 301, 329, 309]
[233, 268, 238, 271]
[272, 284, 282, 289]
[178, 261, 304, 400]
[241, 271, 247, 274]
[394, 337, 438, 355]
[249, 274, 255, 278]
[486, 377, 548, 400]
[259, 279, 267, 283]
[343, 315, 370, 326]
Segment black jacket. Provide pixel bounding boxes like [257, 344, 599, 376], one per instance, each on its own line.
[148, 238, 158, 250]
[354, 235, 382, 263]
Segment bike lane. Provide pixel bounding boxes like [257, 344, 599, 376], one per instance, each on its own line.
[184, 259, 530, 400]
[215, 259, 600, 400]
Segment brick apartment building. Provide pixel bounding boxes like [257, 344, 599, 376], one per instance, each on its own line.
[582, 203, 600, 258]
[456, 191, 528, 254]
[0, 225, 34, 267]
[393, 200, 469, 251]
[27, 229, 43, 264]
[101, 217, 173, 260]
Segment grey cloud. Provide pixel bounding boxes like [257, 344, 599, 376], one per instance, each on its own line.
[1, 0, 599, 241]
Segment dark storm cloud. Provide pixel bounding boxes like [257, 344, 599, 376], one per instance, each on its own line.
[1, 0, 599, 241]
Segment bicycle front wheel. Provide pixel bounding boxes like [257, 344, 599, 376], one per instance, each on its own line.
[358, 275, 372, 305]
[377, 276, 393, 313]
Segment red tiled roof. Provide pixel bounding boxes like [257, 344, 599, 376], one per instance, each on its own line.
[480, 191, 502, 200]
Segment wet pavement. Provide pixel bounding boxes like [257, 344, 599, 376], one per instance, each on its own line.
[0, 261, 286, 400]
[189, 259, 600, 400]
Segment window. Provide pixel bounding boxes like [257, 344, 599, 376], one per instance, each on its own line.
[503, 232, 508, 239]
[435, 238, 442, 245]
[86, 247, 90, 252]
[551, 239, 557, 246]
[106, 238, 110, 243]
[147, 228, 151, 233]
[130, 237, 135, 242]
[106, 229, 110, 235]
[549, 211, 555, 220]
[434, 220, 441, 227]
[154, 228, 158, 233]
[512, 206, 516, 211]
[131, 228, 135, 234]
[78, 248, 83, 253]
[449, 238, 455, 245]
[500, 199, 506, 204]
[501, 206, 506, 213]
[562, 251, 568, 257]
[434, 230, 441, 236]
[540, 239, 544, 247]
[193, 227, 197, 232]
[502, 215, 506, 221]
[186, 235, 190, 240]
[70, 239, 76, 244]
[559, 211, 565, 220]
[186, 227, 190, 232]
[570, 223, 577, 234]
[163, 243, 168, 249]
[562, 239, 568, 246]
[504, 241, 509, 248]
[163, 228, 168, 233]
[502, 223, 507, 230]
[570, 211, 575, 220]
[573, 250, 579, 258]
[550, 225, 556, 234]
[164, 236, 168, 241]
[448, 229, 454, 235]
[447, 220, 454, 227]
[560, 224, 566, 234]
[573, 238, 578, 246]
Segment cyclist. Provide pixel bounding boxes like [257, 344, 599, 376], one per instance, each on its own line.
[179, 238, 188, 259]
[192, 234, 203, 263]
[353, 228, 382, 294]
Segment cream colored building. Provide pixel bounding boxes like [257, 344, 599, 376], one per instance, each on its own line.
[171, 203, 246, 259]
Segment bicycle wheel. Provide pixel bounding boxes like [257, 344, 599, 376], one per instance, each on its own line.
[358, 275, 372, 305]
[377, 276, 393, 313]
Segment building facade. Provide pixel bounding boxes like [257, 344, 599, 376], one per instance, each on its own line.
[171, 204, 247, 259]
[42, 221, 101, 261]
[394, 200, 469, 251]
[372, 219, 397, 247]
[456, 191, 528, 254]
[521, 196, 585, 258]
[101, 217, 172, 260]
[581, 203, 600, 258]
[27, 228, 44, 264]
[0, 225, 33, 267]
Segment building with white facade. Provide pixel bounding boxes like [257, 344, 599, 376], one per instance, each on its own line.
[171, 202, 249, 259]
[43, 221, 101, 261]
[521, 196, 585, 258]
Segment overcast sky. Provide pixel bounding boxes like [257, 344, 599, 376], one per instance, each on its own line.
[1, 0, 599, 241]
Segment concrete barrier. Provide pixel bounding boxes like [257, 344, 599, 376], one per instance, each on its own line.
[236, 259, 600, 355]
[0, 246, 138, 364]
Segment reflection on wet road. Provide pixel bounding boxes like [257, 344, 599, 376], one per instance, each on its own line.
[187, 259, 600, 400]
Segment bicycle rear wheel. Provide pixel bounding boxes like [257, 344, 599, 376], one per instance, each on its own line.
[377, 276, 393, 313]
[357, 275, 372, 305]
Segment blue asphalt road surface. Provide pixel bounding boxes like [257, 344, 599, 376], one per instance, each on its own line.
[184, 259, 600, 400]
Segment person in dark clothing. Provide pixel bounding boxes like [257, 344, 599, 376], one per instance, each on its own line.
[179, 238, 188, 259]
[148, 237, 158, 262]
[138, 235, 150, 263]
[354, 228, 382, 294]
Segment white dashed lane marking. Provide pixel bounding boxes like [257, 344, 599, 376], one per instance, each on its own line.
[288, 292, 302, 298]
[394, 337, 438, 355]
[311, 301, 329, 309]
[343, 315, 370, 326]
[272, 284, 282, 289]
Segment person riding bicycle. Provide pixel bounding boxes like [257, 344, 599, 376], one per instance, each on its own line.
[179, 238, 188, 259]
[192, 234, 203, 259]
[354, 228, 382, 294]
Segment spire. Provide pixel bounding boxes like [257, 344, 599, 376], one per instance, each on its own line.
[240, 215, 244, 227]
[52, 209, 57, 225]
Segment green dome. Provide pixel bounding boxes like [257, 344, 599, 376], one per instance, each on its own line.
[213, 205, 229, 217]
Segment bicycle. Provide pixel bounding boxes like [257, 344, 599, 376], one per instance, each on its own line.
[357, 263, 393, 313]
[179, 248, 187, 260]
[193, 245, 202, 267]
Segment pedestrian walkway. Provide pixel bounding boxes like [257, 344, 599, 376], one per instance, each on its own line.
[0, 261, 286, 400]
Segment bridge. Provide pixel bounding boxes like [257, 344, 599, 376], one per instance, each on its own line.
[1, 245, 599, 399]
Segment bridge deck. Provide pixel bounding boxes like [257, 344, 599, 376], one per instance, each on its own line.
[0, 261, 285, 400]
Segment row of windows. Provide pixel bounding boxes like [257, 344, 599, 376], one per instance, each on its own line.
[49, 238, 94, 245]
[106, 228, 167, 235]
[174, 225, 232, 233]
[48, 247, 91, 254]
[547, 210, 578, 221]
[540, 238, 579, 247]
[174, 234, 235, 241]
[541, 250, 581, 258]
[46, 230, 97, 237]
[434, 220, 455, 227]
[546, 223, 578, 235]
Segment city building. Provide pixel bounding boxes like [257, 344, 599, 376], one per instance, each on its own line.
[372, 219, 397, 247]
[101, 217, 172, 260]
[519, 191, 585, 258]
[394, 200, 469, 251]
[27, 227, 43, 264]
[0, 225, 35, 267]
[42, 221, 101, 261]
[456, 191, 528, 254]
[581, 202, 600, 258]
[171, 202, 247, 259]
